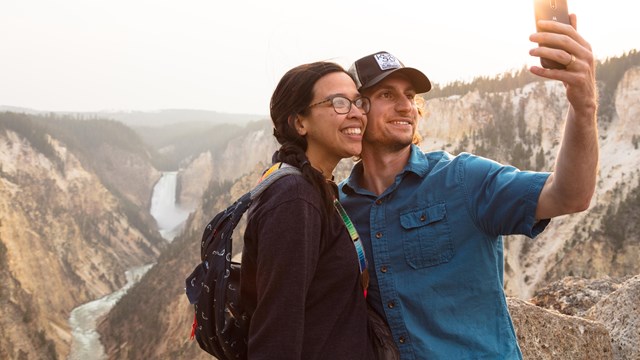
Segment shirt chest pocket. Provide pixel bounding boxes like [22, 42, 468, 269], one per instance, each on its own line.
[400, 203, 454, 269]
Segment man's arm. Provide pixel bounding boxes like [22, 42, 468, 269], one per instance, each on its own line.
[529, 14, 599, 220]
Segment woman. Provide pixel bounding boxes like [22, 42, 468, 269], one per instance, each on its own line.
[240, 61, 374, 359]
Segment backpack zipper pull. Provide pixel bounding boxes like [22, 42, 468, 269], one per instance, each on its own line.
[190, 313, 197, 340]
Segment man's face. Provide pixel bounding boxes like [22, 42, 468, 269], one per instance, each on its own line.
[361, 73, 419, 152]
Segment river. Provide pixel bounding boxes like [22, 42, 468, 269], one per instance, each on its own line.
[67, 264, 153, 360]
[67, 171, 190, 359]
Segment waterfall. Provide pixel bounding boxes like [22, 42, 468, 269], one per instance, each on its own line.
[150, 171, 190, 241]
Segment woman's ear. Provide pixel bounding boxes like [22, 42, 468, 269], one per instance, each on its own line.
[291, 114, 307, 136]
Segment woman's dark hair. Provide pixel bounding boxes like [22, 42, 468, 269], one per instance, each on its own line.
[270, 61, 346, 213]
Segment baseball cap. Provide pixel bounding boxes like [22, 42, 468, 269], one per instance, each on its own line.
[348, 51, 431, 93]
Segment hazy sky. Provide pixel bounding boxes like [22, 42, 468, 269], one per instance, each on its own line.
[1, 0, 638, 115]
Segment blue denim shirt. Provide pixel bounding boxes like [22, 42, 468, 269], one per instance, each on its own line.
[339, 145, 550, 359]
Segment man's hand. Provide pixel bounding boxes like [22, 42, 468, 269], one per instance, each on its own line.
[529, 14, 597, 117]
[529, 14, 599, 220]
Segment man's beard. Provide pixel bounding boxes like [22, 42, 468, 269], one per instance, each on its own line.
[363, 132, 413, 153]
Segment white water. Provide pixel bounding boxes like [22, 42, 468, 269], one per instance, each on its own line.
[68, 264, 153, 360]
[150, 171, 191, 241]
[68, 171, 190, 359]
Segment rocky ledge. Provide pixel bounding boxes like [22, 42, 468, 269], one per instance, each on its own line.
[512, 275, 640, 360]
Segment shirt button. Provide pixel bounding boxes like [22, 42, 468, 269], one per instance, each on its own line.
[380, 266, 388, 273]
[375, 232, 383, 239]
[398, 336, 406, 344]
[375, 199, 383, 205]
[387, 301, 395, 309]
[420, 214, 426, 221]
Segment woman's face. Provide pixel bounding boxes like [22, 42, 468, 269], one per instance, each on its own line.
[295, 72, 367, 174]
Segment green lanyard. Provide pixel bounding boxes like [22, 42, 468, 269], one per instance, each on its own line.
[333, 199, 369, 293]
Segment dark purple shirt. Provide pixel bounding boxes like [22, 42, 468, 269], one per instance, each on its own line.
[241, 174, 373, 360]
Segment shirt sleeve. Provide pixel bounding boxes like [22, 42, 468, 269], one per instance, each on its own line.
[247, 197, 323, 359]
[459, 154, 551, 238]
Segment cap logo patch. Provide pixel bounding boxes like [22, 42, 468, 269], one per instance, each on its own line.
[374, 53, 401, 71]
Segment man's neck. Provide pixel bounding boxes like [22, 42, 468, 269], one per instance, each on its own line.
[359, 145, 412, 196]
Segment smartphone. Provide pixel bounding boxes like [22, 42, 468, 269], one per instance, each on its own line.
[534, 0, 571, 69]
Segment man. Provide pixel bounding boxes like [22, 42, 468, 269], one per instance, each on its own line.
[339, 15, 597, 359]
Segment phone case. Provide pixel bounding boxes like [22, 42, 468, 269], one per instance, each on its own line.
[534, 0, 571, 69]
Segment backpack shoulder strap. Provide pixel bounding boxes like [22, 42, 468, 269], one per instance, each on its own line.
[250, 163, 302, 201]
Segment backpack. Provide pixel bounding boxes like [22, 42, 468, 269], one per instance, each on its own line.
[185, 163, 301, 359]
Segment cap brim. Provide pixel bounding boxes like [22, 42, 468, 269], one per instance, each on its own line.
[360, 67, 431, 94]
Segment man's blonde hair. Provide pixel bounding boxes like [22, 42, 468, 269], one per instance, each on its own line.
[413, 96, 426, 145]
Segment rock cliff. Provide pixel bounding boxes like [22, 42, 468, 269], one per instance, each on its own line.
[509, 297, 613, 359]
[531, 275, 640, 359]
[0, 114, 165, 359]
[586, 275, 640, 360]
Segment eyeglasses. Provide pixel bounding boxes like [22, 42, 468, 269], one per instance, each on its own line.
[308, 95, 371, 115]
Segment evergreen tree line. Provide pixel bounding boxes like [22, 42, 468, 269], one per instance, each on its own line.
[601, 176, 640, 252]
[452, 92, 547, 172]
[424, 66, 540, 100]
[424, 49, 640, 125]
[0, 111, 155, 173]
[38, 112, 152, 162]
[437, 49, 639, 171]
[595, 49, 640, 123]
[0, 112, 63, 171]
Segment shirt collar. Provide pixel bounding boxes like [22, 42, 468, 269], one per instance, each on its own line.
[342, 144, 431, 195]
[405, 143, 430, 177]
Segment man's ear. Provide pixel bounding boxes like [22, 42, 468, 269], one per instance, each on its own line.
[291, 115, 307, 136]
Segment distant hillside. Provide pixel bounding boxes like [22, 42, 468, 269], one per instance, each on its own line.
[426, 49, 640, 125]
[101, 109, 266, 127]
[0, 106, 272, 171]
[0, 106, 266, 128]
[133, 119, 270, 170]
